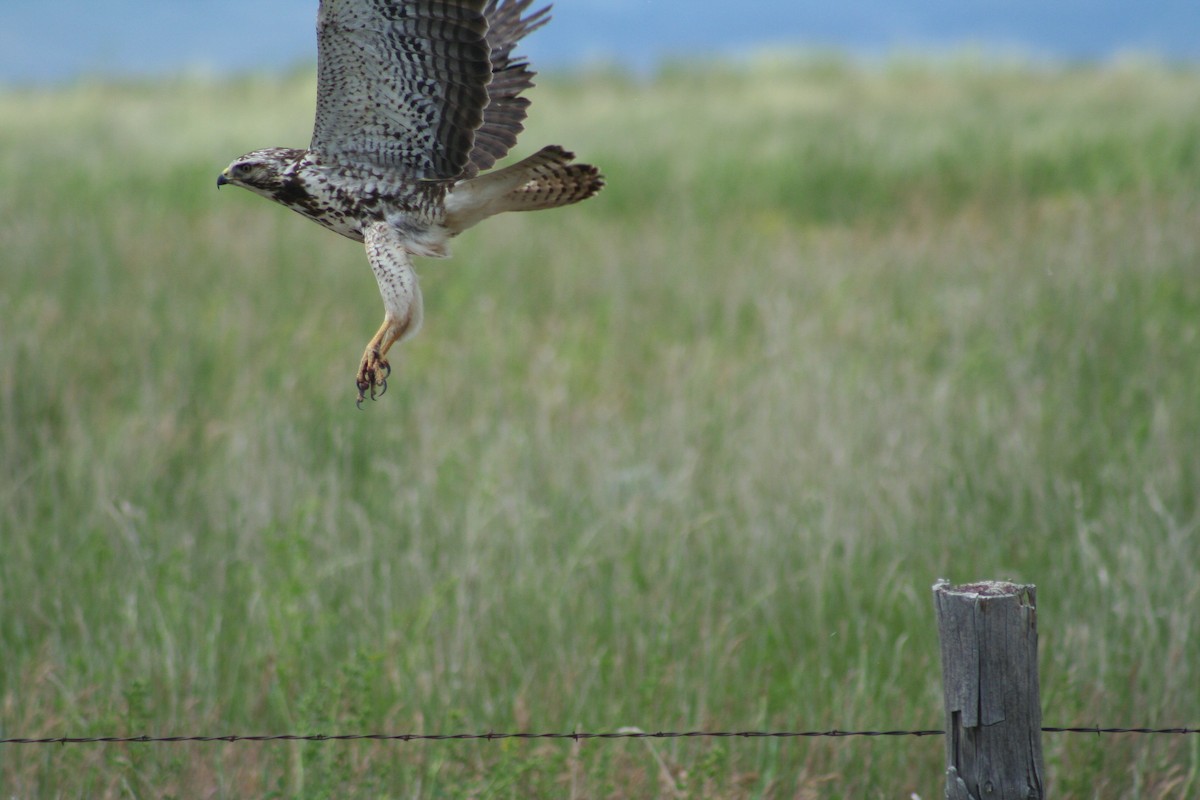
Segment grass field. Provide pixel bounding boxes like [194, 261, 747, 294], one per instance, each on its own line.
[2, 54, 1199, 797]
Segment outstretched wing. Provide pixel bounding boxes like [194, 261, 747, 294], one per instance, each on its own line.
[464, 0, 551, 176]
[311, 0, 492, 182]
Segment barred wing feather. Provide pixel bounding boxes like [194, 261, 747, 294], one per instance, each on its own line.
[466, 0, 551, 176]
[311, 0, 492, 181]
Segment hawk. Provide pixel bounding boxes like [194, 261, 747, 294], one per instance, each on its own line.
[218, 0, 603, 405]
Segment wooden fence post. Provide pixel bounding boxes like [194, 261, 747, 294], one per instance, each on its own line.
[933, 579, 1046, 799]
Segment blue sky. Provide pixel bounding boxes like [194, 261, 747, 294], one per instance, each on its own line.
[3, 0, 1197, 84]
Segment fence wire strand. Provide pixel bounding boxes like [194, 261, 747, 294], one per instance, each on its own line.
[3, 726, 1196, 746]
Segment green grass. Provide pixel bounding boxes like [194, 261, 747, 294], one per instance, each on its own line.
[2, 55, 1200, 797]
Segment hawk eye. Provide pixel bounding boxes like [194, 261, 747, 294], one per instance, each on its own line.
[235, 163, 255, 175]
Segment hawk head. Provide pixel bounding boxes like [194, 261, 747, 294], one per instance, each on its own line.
[217, 148, 304, 197]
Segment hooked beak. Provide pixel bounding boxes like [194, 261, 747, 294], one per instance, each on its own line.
[216, 171, 230, 188]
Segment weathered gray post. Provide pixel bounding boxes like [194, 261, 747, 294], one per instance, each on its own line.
[933, 579, 1046, 799]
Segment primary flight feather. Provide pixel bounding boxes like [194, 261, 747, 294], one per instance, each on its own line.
[218, 0, 603, 405]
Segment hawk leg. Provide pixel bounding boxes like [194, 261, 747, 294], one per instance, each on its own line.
[356, 323, 395, 404]
[357, 223, 424, 407]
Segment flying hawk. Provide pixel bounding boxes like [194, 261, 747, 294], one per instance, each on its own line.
[218, 0, 603, 405]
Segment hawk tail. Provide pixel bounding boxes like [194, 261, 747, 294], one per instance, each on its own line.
[495, 145, 604, 212]
[445, 145, 604, 232]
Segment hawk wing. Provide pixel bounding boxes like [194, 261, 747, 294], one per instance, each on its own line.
[464, 0, 551, 177]
[311, 0, 492, 182]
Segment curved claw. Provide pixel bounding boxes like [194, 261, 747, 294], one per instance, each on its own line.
[354, 350, 392, 407]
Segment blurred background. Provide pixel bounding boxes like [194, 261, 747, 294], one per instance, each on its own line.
[4, 1, 1200, 797]
[3, 0, 1197, 84]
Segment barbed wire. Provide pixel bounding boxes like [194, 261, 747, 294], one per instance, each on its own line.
[1042, 726, 1199, 735]
[2, 726, 1196, 746]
